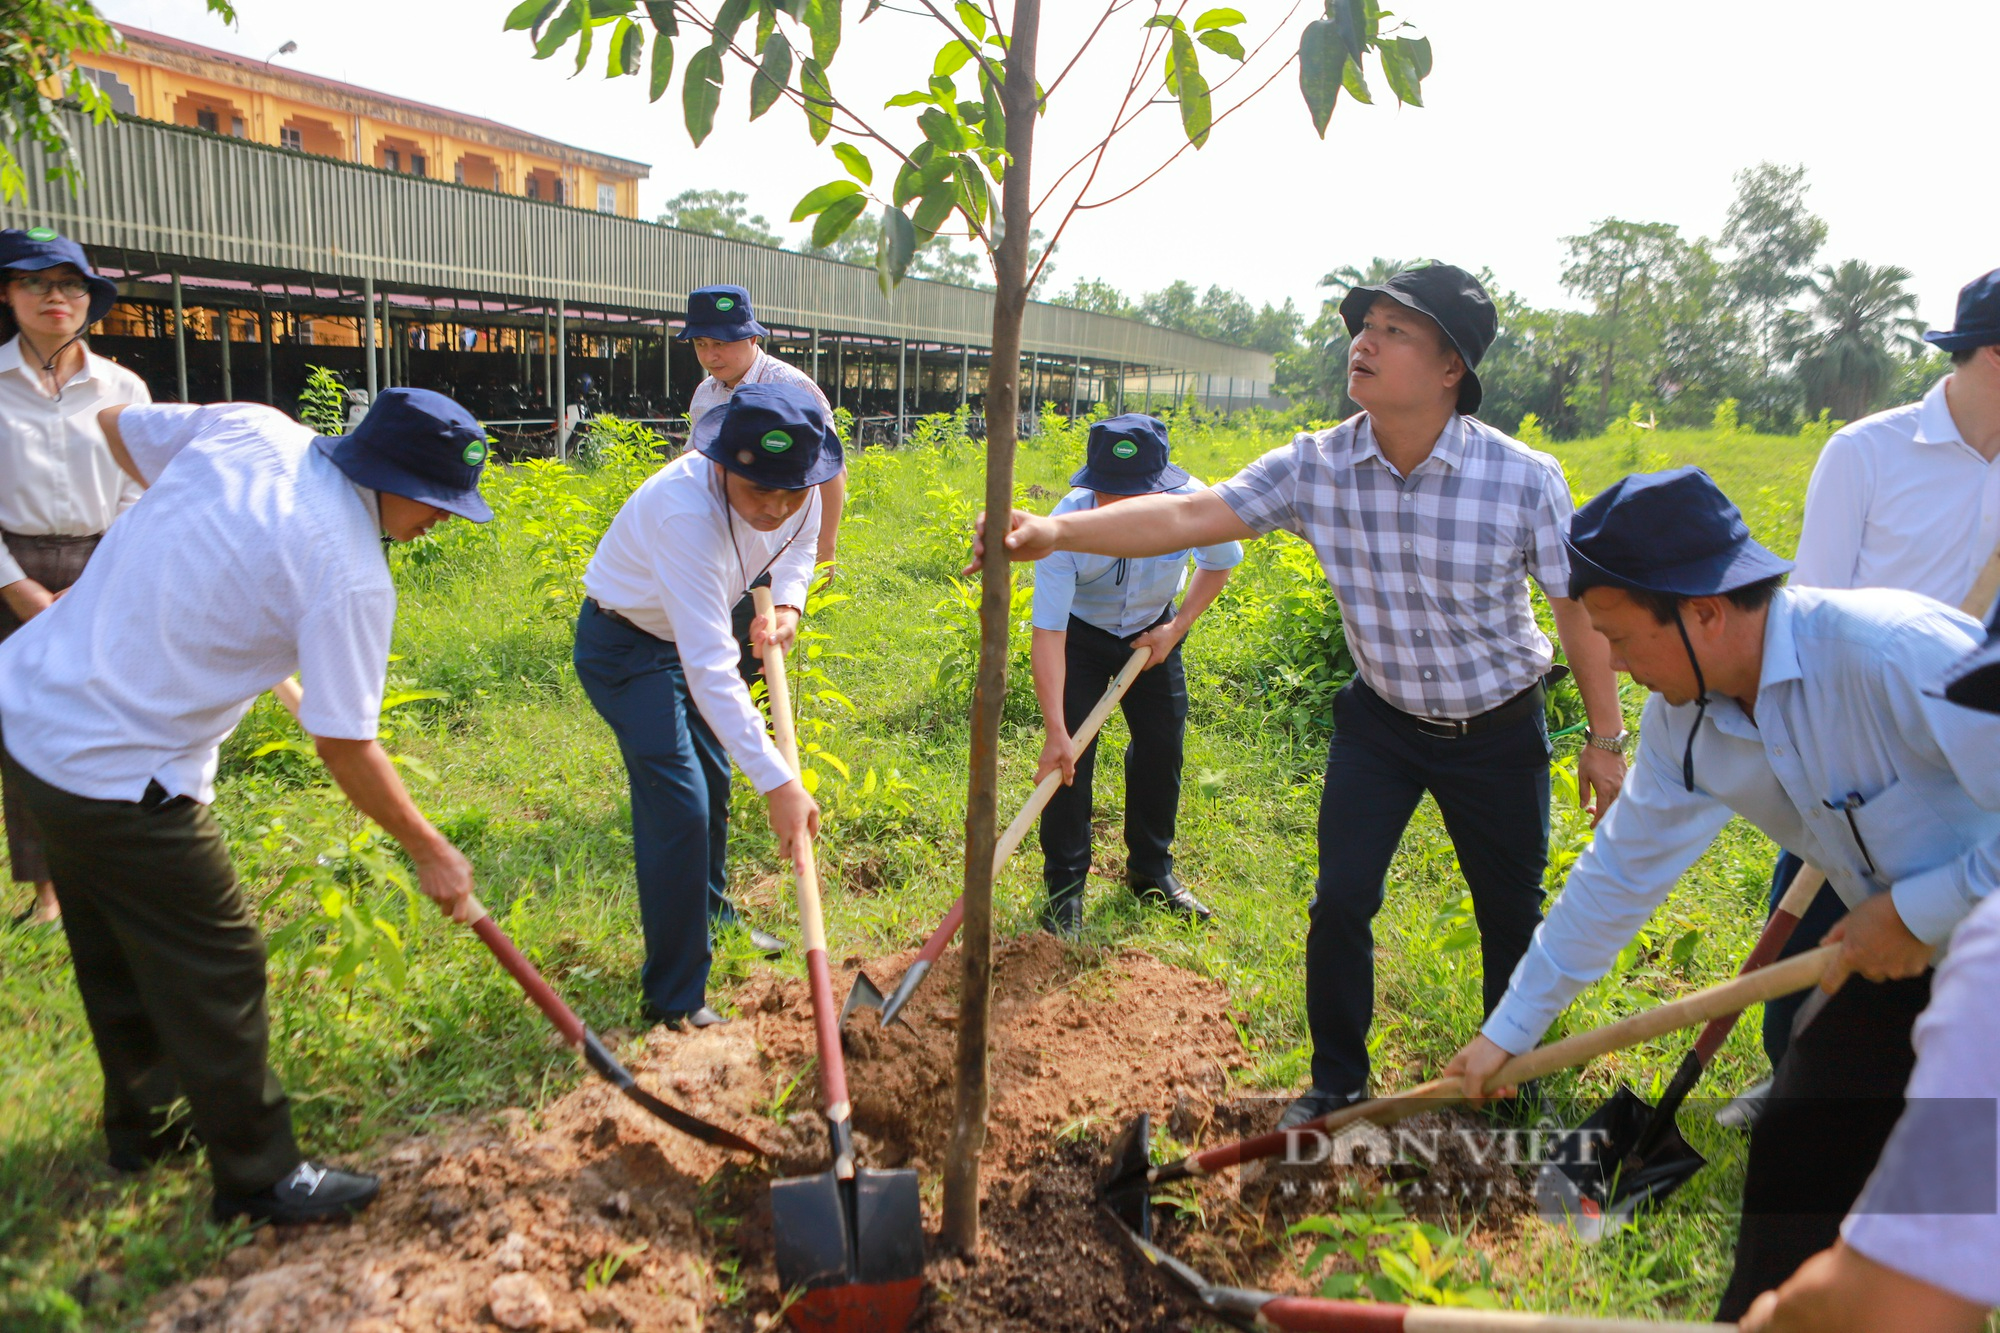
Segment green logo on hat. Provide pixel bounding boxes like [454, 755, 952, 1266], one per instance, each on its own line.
[760, 430, 794, 453]
[1111, 439, 1139, 459]
[24, 227, 56, 242]
[715, 296, 737, 312]
[462, 440, 488, 466]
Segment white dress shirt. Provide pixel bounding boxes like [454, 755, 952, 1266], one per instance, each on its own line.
[582, 452, 819, 795]
[688, 347, 833, 430]
[1483, 586, 2000, 1055]
[0, 334, 151, 586]
[1794, 377, 2000, 619]
[0, 404, 395, 804]
[1841, 889, 2000, 1308]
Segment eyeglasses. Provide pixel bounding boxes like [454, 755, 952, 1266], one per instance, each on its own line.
[12, 273, 90, 300]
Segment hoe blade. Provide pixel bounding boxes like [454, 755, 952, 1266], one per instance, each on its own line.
[1535, 1084, 1706, 1240]
[772, 1166, 925, 1333]
[836, 971, 887, 1030]
[1098, 1112, 1154, 1242]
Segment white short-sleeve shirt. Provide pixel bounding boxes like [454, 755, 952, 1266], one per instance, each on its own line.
[0, 404, 396, 803]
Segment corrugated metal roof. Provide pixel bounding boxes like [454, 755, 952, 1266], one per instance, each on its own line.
[2, 108, 1274, 383]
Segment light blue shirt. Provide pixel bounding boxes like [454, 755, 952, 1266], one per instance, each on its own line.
[1030, 479, 1244, 636]
[1485, 586, 2000, 1054]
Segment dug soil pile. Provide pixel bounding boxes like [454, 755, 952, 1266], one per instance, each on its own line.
[145, 933, 1282, 1332]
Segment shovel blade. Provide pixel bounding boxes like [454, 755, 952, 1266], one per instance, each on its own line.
[772, 1167, 925, 1333]
[1537, 1084, 1707, 1237]
[837, 971, 886, 1030]
[1098, 1112, 1154, 1242]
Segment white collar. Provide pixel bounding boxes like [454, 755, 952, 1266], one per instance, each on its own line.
[0, 333, 99, 388]
[1913, 377, 1968, 449]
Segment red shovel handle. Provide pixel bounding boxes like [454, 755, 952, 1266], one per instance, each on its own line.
[465, 896, 586, 1049]
[1689, 862, 1829, 1065]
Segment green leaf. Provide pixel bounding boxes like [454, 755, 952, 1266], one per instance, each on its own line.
[912, 179, 956, 243]
[954, 154, 988, 227]
[1169, 29, 1211, 146]
[876, 206, 916, 295]
[885, 89, 935, 109]
[807, 0, 842, 65]
[934, 39, 972, 78]
[892, 156, 924, 208]
[1141, 14, 1185, 31]
[1379, 39, 1421, 106]
[750, 30, 792, 119]
[380, 689, 450, 710]
[683, 43, 723, 145]
[1298, 20, 1343, 137]
[572, 1, 597, 75]
[534, 0, 585, 58]
[1341, 53, 1373, 104]
[1402, 33, 1432, 78]
[790, 177, 861, 221]
[811, 192, 866, 248]
[801, 58, 835, 143]
[1192, 7, 1246, 29]
[1197, 29, 1245, 60]
[1331, 0, 1367, 62]
[954, 1, 986, 39]
[648, 31, 676, 100]
[504, 0, 561, 32]
[918, 106, 970, 151]
[643, 0, 677, 34]
[710, 0, 751, 49]
[609, 16, 643, 76]
[831, 141, 872, 184]
[982, 71, 1006, 148]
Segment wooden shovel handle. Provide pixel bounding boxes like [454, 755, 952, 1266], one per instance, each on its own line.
[1257, 1298, 1731, 1331]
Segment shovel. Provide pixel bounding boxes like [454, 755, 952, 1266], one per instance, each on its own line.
[1534, 863, 1837, 1237]
[753, 587, 926, 1333]
[462, 895, 767, 1157]
[1101, 1123, 1734, 1330]
[854, 644, 1153, 1029]
[1101, 944, 1840, 1218]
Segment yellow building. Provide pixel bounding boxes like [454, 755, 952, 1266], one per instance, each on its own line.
[71, 25, 648, 216]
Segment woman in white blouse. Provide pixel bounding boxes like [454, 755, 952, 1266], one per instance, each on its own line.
[0, 228, 151, 925]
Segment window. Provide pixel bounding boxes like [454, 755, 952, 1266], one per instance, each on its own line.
[453, 160, 464, 184]
[230, 116, 245, 138]
[552, 179, 566, 205]
[196, 108, 218, 133]
[280, 125, 302, 151]
[597, 183, 617, 213]
[526, 176, 540, 200]
[410, 155, 426, 178]
[383, 149, 401, 172]
[81, 67, 135, 115]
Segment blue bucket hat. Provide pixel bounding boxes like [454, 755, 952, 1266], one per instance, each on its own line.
[322, 387, 494, 523]
[1069, 414, 1188, 496]
[674, 284, 770, 344]
[0, 226, 119, 326]
[1923, 268, 2000, 353]
[1566, 466, 1792, 602]
[695, 381, 843, 490]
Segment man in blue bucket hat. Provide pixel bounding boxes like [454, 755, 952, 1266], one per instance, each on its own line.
[0, 387, 492, 1226]
[577, 381, 839, 1028]
[1029, 413, 1241, 935]
[1442, 466, 2000, 1319]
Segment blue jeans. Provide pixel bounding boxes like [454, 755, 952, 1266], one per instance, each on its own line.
[1761, 850, 1849, 1067]
[1307, 678, 1552, 1096]
[573, 602, 733, 1014]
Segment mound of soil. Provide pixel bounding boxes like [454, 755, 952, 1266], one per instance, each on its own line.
[143, 935, 1258, 1332]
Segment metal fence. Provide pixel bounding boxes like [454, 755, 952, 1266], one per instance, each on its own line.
[3, 107, 1275, 388]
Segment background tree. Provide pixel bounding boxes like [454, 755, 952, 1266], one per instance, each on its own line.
[1560, 218, 1685, 430]
[1, 0, 235, 200]
[1787, 259, 1926, 422]
[507, 0, 1433, 1253]
[1721, 161, 1827, 367]
[1048, 275, 1135, 317]
[657, 186, 784, 245]
[1275, 255, 1408, 417]
[802, 215, 1052, 291]
[1470, 287, 1591, 438]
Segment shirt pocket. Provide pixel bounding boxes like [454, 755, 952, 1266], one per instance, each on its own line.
[1845, 776, 1961, 888]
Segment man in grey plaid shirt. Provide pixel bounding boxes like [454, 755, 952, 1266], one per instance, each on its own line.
[977, 265, 1628, 1129]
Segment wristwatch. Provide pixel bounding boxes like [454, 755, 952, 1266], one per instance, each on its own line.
[1587, 729, 1632, 755]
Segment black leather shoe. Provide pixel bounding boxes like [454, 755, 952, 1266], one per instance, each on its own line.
[1276, 1087, 1365, 1132]
[1129, 871, 1213, 923]
[212, 1161, 379, 1226]
[643, 1004, 730, 1030]
[746, 927, 786, 959]
[1040, 882, 1085, 939]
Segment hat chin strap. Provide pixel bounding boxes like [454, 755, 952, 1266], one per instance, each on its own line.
[16, 326, 87, 404]
[1671, 606, 1709, 793]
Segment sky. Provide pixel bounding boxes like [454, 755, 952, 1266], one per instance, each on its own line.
[95, 0, 1996, 331]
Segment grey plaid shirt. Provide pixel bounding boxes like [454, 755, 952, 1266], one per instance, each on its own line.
[1214, 414, 1574, 720]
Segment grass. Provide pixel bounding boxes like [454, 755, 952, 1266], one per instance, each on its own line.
[0, 408, 1830, 1327]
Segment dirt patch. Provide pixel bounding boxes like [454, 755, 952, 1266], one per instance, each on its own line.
[143, 936, 1256, 1331]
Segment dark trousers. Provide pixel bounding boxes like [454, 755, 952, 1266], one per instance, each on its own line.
[1761, 850, 1849, 1067]
[1308, 679, 1551, 1096]
[1, 531, 101, 884]
[1716, 970, 1931, 1320]
[574, 602, 731, 1014]
[1038, 613, 1188, 891]
[10, 757, 299, 1194]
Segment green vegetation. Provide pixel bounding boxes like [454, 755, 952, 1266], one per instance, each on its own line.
[1, 410, 1824, 1327]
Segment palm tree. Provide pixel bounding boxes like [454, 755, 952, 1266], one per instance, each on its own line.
[1319, 257, 1411, 303]
[1787, 260, 1926, 422]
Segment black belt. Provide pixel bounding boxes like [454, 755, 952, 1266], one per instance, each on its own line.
[585, 598, 652, 636]
[1364, 675, 1548, 740]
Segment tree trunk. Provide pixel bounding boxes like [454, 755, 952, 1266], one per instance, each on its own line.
[940, 0, 1040, 1258]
